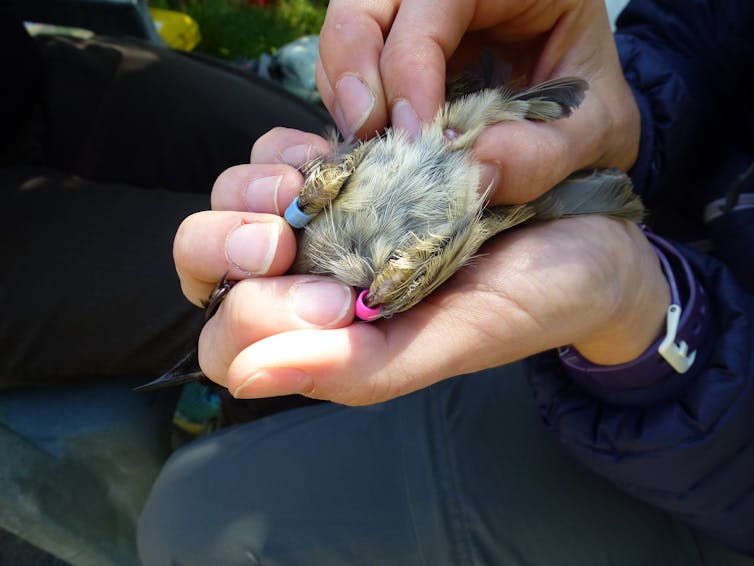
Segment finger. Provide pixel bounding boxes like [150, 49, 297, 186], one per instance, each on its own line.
[197, 275, 355, 385]
[174, 210, 297, 306]
[474, 119, 583, 205]
[211, 164, 304, 216]
[380, 0, 475, 136]
[476, 84, 614, 204]
[315, 57, 334, 113]
[225, 300, 502, 406]
[224, 216, 633, 405]
[474, 2, 638, 204]
[224, 262, 533, 406]
[250, 127, 332, 168]
[318, 0, 397, 137]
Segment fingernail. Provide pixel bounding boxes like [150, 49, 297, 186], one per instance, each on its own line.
[280, 144, 315, 168]
[233, 368, 310, 399]
[479, 161, 501, 194]
[226, 222, 280, 275]
[290, 279, 352, 326]
[334, 74, 375, 138]
[392, 98, 421, 139]
[244, 175, 283, 215]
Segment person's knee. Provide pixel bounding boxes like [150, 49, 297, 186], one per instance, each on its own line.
[137, 446, 239, 566]
[137, 459, 187, 565]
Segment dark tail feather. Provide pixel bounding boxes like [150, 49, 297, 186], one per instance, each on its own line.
[512, 77, 589, 119]
[135, 275, 236, 392]
[530, 169, 645, 222]
[446, 51, 512, 99]
[134, 349, 206, 392]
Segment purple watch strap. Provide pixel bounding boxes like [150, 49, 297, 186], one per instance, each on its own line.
[559, 228, 712, 389]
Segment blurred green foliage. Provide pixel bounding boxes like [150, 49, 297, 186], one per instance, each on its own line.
[151, 0, 327, 60]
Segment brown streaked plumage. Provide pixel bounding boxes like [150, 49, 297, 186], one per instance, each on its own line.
[137, 77, 644, 390]
[291, 77, 643, 317]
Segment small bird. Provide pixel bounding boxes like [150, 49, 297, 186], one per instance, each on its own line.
[137, 76, 643, 390]
[285, 76, 643, 319]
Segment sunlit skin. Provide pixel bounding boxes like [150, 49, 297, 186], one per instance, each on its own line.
[316, 0, 640, 203]
[172, 0, 669, 405]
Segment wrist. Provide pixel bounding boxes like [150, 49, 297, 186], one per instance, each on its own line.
[605, 80, 641, 173]
[560, 228, 712, 391]
[571, 223, 670, 365]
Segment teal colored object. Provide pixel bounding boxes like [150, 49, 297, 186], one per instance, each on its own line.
[173, 381, 221, 437]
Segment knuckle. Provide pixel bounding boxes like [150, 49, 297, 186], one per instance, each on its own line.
[197, 319, 228, 385]
[220, 281, 255, 337]
[251, 127, 291, 155]
[172, 212, 202, 262]
[250, 127, 300, 162]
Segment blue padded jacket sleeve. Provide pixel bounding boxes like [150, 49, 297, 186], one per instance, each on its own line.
[614, 0, 754, 204]
[522, 1, 754, 553]
[525, 244, 754, 554]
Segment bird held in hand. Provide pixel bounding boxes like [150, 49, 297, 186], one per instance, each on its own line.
[137, 76, 644, 390]
[286, 76, 643, 320]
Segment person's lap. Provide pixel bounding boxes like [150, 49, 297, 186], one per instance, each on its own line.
[7, 30, 752, 566]
[33, 33, 331, 194]
[138, 364, 750, 565]
[0, 33, 330, 386]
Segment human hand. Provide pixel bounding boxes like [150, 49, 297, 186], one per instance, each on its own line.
[174, 128, 669, 406]
[316, 0, 641, 204]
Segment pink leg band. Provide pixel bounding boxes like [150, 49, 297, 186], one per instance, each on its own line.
[355, 289, 382, 321]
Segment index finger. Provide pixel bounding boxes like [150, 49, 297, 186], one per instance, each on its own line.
[318, 0, 397, 138]
[379, 0, 474, 135]
[320, 0, 483, 140]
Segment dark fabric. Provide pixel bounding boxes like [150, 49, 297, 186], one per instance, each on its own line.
[140, 365, 754, 566]
[0, 2, 43, 151]
[0, 28, 331, 386]
[0, 166, 206, 385]
[9, 0, 745, 560]
[527, 0, 754, 555]
[527, 241, 754, 552]
[615, 0, 754, 209]
[138, 1, 754, 561]
[31, 35, 330, 194]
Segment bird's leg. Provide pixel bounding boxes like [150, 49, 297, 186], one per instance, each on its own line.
[203, 274, 237, 320]
[288, 140, 372, 225]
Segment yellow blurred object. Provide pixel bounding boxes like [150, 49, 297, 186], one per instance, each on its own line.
[149, 7, 201, 51]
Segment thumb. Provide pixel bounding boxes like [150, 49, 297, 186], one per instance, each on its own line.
[477, 76, 640, 205]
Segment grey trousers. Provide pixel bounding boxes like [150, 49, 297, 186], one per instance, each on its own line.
[138, 364, 754, 565]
